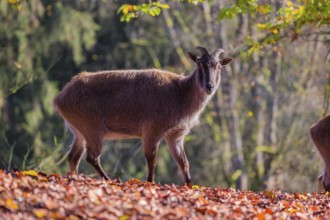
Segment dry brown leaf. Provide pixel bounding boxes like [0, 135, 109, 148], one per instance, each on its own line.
[1, 169, 330, 219]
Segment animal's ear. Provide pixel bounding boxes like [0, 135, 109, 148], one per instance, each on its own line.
[220, 57, 233, 66]
[188, 52, 198, 63]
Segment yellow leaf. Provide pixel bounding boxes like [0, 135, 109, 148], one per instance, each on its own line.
[123, 6, 129, 15]
[22, 170, 39, 177]
[287, 208, 298, 214]
[122, 5, 135, 15]
[33, 209, 48, 218]
[8, 0, 19, 4]
[287, 1, 293, 7]
[6, 198, 18, 210]
[257, 24, 267, 30]
[270, 28, 278, 34]
[258, 6, 267, 14]
[38, 177, 48, 182]
[14, 62, 22, 69]
[119, 215, 129, 220]
[301, 194, 307, 200]
[192, 185, 200, 189]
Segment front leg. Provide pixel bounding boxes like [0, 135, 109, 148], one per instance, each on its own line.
[142, 136, 161, 183]
[165, 133, 192, 185]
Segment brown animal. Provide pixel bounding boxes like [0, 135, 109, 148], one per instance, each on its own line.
[309, 114, 330, 192]
[54, 46, 232, 184]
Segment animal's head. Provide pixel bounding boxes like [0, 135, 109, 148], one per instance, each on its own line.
[188, 46, 232, 95]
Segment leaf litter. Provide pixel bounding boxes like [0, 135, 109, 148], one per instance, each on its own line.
[0, 169, 330, 219]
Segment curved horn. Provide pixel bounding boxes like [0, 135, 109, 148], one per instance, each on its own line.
[196, 46, 208, 56]
[213, 48, 225, 58]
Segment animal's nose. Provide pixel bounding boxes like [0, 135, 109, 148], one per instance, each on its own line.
[206, 83, 214, 90]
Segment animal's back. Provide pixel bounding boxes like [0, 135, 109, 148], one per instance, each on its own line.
[54, 69, 185, 136]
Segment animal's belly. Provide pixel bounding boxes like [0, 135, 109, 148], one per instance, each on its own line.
[104, 132, 140, 140]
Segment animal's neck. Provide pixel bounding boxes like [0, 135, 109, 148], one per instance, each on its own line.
[180, 69, 210, 115]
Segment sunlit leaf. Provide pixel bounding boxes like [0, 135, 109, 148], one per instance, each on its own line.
[6, 198, 18, 210]
[280, 200, 291, 209]
[0, 169, 329, 218]
[257, 24, 268, 30]
[192, 185, 200, 189]
[198, 196, 208, 205]
[247, 111, 254, 117]
[119, 215, 129, 220]
[22, 170, 39, 177]
[14, 62, 22, 69]
[127, 178, 141, 184]
[258, 5, 271, 14]
[231, 169, 242, 181]
[270, 28, 278, 34]
[33, 209, 48, 218]
[255, 212, 266, 220]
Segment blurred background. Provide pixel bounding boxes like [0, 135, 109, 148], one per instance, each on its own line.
[0, 0, 329, 192]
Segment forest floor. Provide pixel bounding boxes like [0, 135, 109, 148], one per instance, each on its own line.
[0, 170, 329, 219]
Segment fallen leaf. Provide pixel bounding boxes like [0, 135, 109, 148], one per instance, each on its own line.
[22, 170, 39, 177]
[33, 208, 48, 218]
[281, 200, 291, 209]
[192, 185, 200, 189]
[263, 190, 276, 200]
[5, 198, 18, 210]
[0, 169, 330, 219]
[119, 215, 129, 220]
[68, 214, 80, 220]
[256, 212, 266, 220]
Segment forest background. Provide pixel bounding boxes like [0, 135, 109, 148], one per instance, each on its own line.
[0, 0, 329, 193]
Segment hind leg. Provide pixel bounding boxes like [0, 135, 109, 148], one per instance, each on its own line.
[85, 136, 110, 180]
[67, 126, 85, 174]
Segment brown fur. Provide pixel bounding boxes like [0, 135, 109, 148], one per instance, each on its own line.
[54, 47, 232, 184]
[310, 114, 330, 192]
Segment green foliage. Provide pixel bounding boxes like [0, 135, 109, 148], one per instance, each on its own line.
[6, 0, 27, 11]
[218, 0, 269, 20]
[117, 2, 170, 22]
[219, 0, 330, 56]
[0, 0, 99, 174]
[117, 0, 205, 22]
[54, 3, 99, 64]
